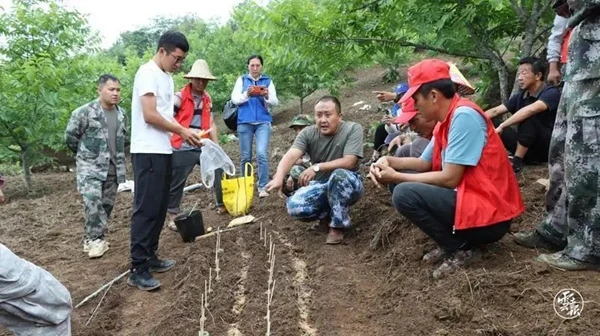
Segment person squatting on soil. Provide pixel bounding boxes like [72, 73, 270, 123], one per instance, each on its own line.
[389, 97, 436, 159]
[231, 55, 279, 198]
[283, 114, 314, 196]
[368, 83, 409, 164]
[166, 59, 225, 232]
[485, 57, 561, 173]
[0, 243, 72, 335]
[266, 96, 365, 245]
[370, 59, 525, 279]
[128, 31, 202, 291]
[65, 74, 127, 259]
[514, 0, 600, 271]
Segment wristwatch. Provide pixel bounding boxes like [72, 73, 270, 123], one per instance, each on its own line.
[313, 164, 320, 172]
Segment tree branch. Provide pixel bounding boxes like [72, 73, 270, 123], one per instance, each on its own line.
[0, 119, 25, 149]
[348, 0, 383, 13]
[533, 24, 553, 43]
[326, 37, 490, 60]
[509, 0, 526, 21]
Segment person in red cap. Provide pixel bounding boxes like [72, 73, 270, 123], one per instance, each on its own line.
[388, 98, 436, 159]
[369, 59, 524, 279]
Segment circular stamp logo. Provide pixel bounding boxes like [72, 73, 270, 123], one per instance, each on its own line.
[553, 288, 584, 319]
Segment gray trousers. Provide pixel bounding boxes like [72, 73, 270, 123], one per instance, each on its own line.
[168, 149, 224, 214]
[0, 244, 72, 335]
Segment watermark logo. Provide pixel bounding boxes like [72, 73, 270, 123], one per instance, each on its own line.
[553, 288, 584, 319]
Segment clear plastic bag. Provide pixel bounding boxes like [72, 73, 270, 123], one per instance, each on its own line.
[199, 139, 236, 188]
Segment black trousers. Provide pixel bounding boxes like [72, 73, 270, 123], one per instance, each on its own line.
[373, 123, 388, 152]
[493, 116, 552, 163]
[392, 182, 511, 253]
[130, 153, 173, 270]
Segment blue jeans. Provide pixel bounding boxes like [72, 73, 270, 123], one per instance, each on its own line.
[238, 122, 271, 189]
[286, 169, 364, 228]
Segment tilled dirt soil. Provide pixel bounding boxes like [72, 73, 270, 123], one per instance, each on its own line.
[1, 66, 598, 336]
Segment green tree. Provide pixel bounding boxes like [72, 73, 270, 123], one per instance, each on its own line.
[268, 0, 554, 103]
[0, 0, 96, 189]
[233, 0, 363, 113]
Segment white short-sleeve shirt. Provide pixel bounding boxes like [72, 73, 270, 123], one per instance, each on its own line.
[130, 60, 175, 154]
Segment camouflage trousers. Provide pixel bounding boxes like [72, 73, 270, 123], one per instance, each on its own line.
[81, 175, 118, 240]
[537, 77, 600, 263]
[286, 169, 364, 228]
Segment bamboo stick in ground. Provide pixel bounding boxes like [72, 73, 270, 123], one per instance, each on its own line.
[208, 268, 213, 293]
[205, 280, 209, 308]
[200, 294, 206, 334]
[215, 234, 221, 282]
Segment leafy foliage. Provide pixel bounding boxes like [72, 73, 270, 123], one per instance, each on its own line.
[0, 0, 96, 188]
[0, 0, 556, 189]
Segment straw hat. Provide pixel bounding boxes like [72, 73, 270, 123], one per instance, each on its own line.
[183, 59, 217, 80]
[447, 63, 475, 96]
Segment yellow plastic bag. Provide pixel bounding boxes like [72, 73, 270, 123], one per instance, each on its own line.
[221, 163, 254, 216]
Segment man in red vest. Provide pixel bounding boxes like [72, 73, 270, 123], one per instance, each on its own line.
[166, 59, 225, 231]
[370, 59, 525, 279]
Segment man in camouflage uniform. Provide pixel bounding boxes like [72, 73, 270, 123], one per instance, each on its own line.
[284, 114, 314, 195]
[266, 96, 364, 245]
[65, 74, 127, 259]
[514, 0, 600, 270]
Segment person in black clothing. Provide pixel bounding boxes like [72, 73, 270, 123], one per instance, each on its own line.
[485, 57, 561, 173]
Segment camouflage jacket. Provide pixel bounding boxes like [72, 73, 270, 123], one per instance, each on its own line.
[65, 100, 127, 191]
[565, 0, 600, 81]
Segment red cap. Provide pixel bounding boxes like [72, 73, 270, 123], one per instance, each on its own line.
[399, 59, 451, 103]
[393, 98, 418, 124]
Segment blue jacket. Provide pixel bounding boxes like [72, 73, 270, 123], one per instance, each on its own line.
[238, 74, 272, 124]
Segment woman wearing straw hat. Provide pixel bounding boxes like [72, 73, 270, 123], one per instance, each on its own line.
[231, 55, 279, 198]
[166, 59, 226, 231]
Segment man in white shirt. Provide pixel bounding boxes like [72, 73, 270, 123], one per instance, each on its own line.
[128, 31, 202, 291]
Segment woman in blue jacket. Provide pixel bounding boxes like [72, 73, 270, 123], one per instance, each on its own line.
[231, 55, 279, 197]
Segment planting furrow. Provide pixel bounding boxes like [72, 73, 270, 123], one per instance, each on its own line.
[228, 242, 251, 336]
[272, 230, 318, 336]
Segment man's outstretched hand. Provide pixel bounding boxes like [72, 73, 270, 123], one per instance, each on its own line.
[266, 178, 286, 199]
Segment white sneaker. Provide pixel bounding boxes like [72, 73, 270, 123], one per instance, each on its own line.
[83, 239, 90, 253]
[88, 239, 109, 259]
[167, 220, 178, 231]
[259, 189, 269, 198]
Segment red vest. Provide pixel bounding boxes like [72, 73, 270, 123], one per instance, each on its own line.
[431, 96, 525, 230]
[171, 84, 212, 149]
[560, 28, 573, 64]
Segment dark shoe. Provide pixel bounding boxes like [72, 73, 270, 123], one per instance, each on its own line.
[513, 231, 565, 251]
[433, 249, 481, 280]
[326, 228, 344, 245]
[423, 248, 444, 264]
[148, 258, 176, 273]
[127, 269, 161, 291]
[509, 156, 523, 174]
[537, 252, 600, 271]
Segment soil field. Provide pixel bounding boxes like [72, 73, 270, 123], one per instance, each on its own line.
[1, 66, 598, 336]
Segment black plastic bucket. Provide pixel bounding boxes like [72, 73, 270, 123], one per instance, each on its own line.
[174, 210, 205, 242]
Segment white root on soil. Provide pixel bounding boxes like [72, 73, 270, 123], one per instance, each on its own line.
[205, 280, 209, 308]
[265, 245, 276, 336]
[75, 270, 130, 309]
[209, 268, 213, 293]
[215, 232, 221, 282]
[200, 294, 206, 334]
